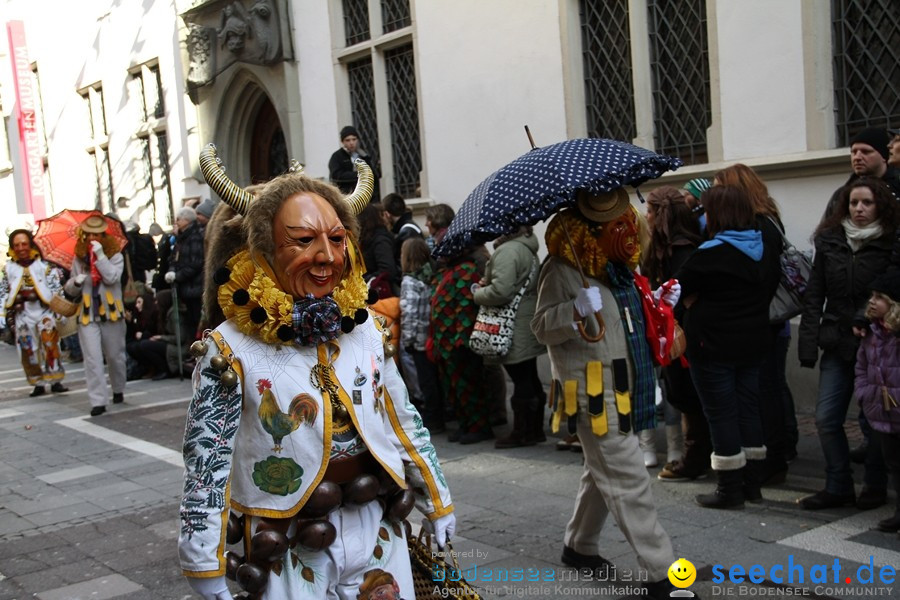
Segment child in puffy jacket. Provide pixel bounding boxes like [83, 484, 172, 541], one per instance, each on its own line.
[854, 271, 900, 535]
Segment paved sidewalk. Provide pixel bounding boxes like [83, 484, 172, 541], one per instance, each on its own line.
[0, 343, 897, 599]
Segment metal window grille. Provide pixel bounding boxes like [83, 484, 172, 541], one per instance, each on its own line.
[99, 147, 113, 213]
[157, 132, 174, 223]
[151, 65, 165, 118]
[381, 0, 411, 34]
[347, 56, 380, 173]
[832, 0, 900, 144]
[580, 0, 636, 142]
[343, 0, 370, 46]
[88, 149, 100, 208]
[385, 43, 421, 198]
[647, 0, 711, 164]
[140, 136, 153, 207]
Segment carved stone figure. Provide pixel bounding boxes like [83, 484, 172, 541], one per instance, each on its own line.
[218, 2, 250, 54]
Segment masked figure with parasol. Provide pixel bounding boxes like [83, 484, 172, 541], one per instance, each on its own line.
[0, 229, 69, 396]
[62, 215, 127, 416]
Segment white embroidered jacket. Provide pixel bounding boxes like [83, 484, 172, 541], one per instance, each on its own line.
[178, 317, 452, 577]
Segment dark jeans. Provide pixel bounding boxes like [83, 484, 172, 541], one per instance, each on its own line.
[503, 357, 545, 402]
[759, 333, 790, 469]
[814, 352, 887, 494]
[411, 349, 444, 427]
[876, 432, 900, 512]
[690, 357, 763, 460]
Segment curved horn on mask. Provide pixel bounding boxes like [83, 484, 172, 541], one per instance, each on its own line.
[199, 143, 253, 215]
[344, 158, 374, 215]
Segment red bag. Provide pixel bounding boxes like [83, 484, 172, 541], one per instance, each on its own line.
[633, 273, 686, 367]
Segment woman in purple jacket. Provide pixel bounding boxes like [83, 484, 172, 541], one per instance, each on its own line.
[854, 271, 900, 534]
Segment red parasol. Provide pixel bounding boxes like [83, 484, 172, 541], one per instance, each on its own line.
[33, 209, 128, 271]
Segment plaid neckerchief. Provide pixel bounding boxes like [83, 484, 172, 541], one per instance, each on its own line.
[605, 262, 657, 433]
[291, 295, 342, 346]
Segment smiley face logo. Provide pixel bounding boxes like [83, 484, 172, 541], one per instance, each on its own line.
[668, 558, 696, 588]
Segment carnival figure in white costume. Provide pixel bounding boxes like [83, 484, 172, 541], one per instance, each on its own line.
[0, 229, 68, 397]
[179, 146, 455, 600]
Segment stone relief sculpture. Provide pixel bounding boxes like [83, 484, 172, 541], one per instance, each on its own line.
[183, 0, 285, 90]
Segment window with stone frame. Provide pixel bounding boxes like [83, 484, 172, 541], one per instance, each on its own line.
[129, 60, 174, 225]
[647, 0, 711, 165]
[336, 0, 420, 198]
[831, 0, 900, 144]
[81, 84, 113, 213]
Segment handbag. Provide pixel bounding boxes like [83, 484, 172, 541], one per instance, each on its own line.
[633, 272, 687, 366]
[768, 218, 812, 323]
[469, 258, 537, 358]
[407, 528, 483, 600]
[123, 253, 147, 307]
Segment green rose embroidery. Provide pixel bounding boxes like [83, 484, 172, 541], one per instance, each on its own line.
[252, 456, 303, 496]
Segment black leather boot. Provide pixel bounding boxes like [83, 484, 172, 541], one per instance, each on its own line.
[696, 469, 744, 509]
[743, 460, 764, 503]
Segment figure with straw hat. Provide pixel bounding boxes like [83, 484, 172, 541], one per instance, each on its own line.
[531, 188, 679, 600]
[0, 228, 69, 397]
[178, 145, 454, 600]
[63, 215, 126, 416]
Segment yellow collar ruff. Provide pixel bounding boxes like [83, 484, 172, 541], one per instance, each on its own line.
[217, 244, 369, 345]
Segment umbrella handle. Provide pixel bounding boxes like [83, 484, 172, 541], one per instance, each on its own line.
[576, 311, 606, 343]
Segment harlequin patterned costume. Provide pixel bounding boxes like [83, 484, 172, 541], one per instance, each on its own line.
[430, 255, 490, 437]
[178, 146, 453, 600]
[0, 254, 66, 386]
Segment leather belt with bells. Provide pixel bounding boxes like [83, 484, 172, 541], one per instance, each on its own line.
[224, 452, 416, 597]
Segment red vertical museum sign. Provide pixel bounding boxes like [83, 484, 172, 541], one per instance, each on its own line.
[6, 20, 46, 220]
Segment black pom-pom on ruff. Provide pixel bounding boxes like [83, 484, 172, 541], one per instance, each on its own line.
[213, 267, 231, 285]
[354, 308, 369, 324]
[277, 325, 294, 342]
[232, 289, 250, 306]
[250, 307, 268, 324]
[367, 289, 379, 304]
[341, 316, 356, 333]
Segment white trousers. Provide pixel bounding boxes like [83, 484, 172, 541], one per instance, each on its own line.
[253, 500, 414, 600]
[564, 399, 676, 581]
[77, 320, 126, 408]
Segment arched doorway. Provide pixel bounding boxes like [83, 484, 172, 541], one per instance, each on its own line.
[249, 97, 288, 184]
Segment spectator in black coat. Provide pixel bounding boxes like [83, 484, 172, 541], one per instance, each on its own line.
[359, 202, 400, 297]
[164, 207, 205, 338]
[328, 125, 380, 200]
[383, 193, 423, 265]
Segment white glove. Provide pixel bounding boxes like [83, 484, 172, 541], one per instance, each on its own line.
[574, 287, 603, 318]
[73, 274, 87, 286]
[187, 576, 231, 600]
[653, 281, 682, 307]
[424, 513, 457, 549]
[89, 240, 105, 258]
[165, 271, 176, 284]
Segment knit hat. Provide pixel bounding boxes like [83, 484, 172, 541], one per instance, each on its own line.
[682, 178, 713, 201]
[196, 199, 216, 219]
[576, 188, 631, 223]
[148, 222, 164, 236]
[849, 128, 891, 161]
[176, 206, 197, 222]
[870, 271, 900, 303]
[340, 126, 359, 140]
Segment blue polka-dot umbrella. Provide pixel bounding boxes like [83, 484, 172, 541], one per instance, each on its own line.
[433, 137, 682, 259]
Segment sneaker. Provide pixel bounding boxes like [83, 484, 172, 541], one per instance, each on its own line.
[658, 460, 709, 481]
[50, 382, 68, 394]
[556, 434, 579, 451]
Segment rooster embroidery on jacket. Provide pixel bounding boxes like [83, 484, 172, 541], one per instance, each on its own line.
[256, 378, 318, 452]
